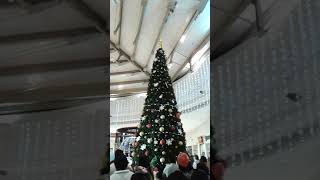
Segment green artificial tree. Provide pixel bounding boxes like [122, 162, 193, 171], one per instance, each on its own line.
[133, 46, 186, 168]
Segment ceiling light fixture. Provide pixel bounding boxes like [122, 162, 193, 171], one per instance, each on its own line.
[110, 98, 117, 101]
[168, 63, 173, 69]
[180, 34, 186, 43]
[118, 85, 124, 89]
[137, 93, 147, 97]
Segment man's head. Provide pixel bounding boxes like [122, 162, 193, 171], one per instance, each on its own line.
[114, 155, 128, 171]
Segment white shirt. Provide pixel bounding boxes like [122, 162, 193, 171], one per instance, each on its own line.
[193, 160, 199, 169]
[110, 169, 134, 180]
[163, 163, 179, 177]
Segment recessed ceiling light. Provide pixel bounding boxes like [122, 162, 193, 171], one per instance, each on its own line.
[137, 93, 147, 97]
[180, 34, 186, 43]
[118, 85, 123, 89]
[110, 97, 117, 101]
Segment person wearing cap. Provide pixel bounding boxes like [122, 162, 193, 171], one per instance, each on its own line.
[177, 152, 193, 179]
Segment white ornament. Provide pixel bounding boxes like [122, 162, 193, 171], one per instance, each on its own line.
[140, 144, 146, 150]
[160, 157, 165, 163]
[178, 122, 182, 126]
[166, 139, 172, 146]
[172, 100, 175, 103]
[162, 151, 166, 155]
[147, 138, 153, 144]
[159, 94, 163, 98]
[160, 105, 165, 110]
[155, 119, 159, 123]
[159, 127, 164, 132]
[154, 83, 159, 87]
[137, 124, 141, 128]
[154, 140, 158, 145]
[160, 115, 165, 119]
[141, 116, 146, 121]
[131, 152, 135, 156]
[178, 129, 182, 134]
[139, 132, 144, 136]
[136, 136, 141, 141]
[168, 109, 173, 113]
[179, 141, 183, 145]
[155, 148, 158, 151]
[153, 70, 157, 73]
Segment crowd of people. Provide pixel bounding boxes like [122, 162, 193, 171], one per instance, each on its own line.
[106, 149, 224, 180]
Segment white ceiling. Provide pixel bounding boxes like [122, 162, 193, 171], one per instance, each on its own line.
[110, 0, 210, 96]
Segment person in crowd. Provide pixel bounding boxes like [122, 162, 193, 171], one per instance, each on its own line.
[138, 150, 154, 180]
[197, 162, 209, 176]
[192, 155, 199, 169]
[191, 169, 209, 180]
[110, 154, 134, 180]
[200, 156, 208, 165]
[167, 170, 188, 180]
[177, 152, 193, 179]
[131, 171, 151, 180]
[110, 149, 124, 175]
[154, 163, 166, 180]
[163, 153, 179, 178]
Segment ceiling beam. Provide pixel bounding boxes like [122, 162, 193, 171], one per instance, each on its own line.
[111, 87, 147, 96]
[173, 33, 210, 80]
[213, 0, 252, 50]
[65, 0, 107, 34]
[110, 59, 129, 64]
[114, 0, 123, 46]
[0, 57, 107, 77]
[144, 4, 171, 68]
[111, 70, 141, 76]
[0, 27, 99, 44]
[132, 0, 148, 46]
[111, 79, 148, 86]
[110, 41, 150, 76]
[167, 10, 197, 65]
[0, 82, 106, 103]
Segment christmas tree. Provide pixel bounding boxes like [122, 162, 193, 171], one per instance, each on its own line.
[133, 46, 186, 167]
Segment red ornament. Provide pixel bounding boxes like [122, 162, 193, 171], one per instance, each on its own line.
[146, 124, 152, 128]
[160, 139, 166, 145]
[171, 126, 176, 131]
[176, 112, 181, 119]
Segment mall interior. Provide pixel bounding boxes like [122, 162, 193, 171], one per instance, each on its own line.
[0, 0, 320, 180]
